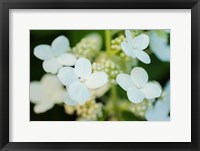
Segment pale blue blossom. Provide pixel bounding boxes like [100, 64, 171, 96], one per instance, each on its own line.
[145, 80, 170, 121]
[121, 30, 151, 64]
[116, 67, 162, 103]
[30, 74, 65, 113]
[34, 35, 76, 74]
[150, 31, 170, 62]
[57, 58, 108, 105]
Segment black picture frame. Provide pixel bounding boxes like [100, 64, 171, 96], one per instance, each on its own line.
[0, 0, 199, 150]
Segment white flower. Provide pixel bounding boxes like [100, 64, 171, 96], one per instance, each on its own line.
[121, 30, 151, 64]
[57, 58, 108, 105]
[116, 67, 162, 103]
[34, 35, 76, 74]
[150, 31, 170, 62]
[145, 80, 170, 121]
[30, 74, 65, 114]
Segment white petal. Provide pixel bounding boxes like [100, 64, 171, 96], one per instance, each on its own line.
[40, 74, 65, 104]
[145, 109, 160, 121]
[85, 72, 108, 89]
[141, 82, 162, 99]
[51, 35, 70, 56]
[152, 42, 170, 62]
[156, 48, 169, 61]
[133, 34, 149, 50]
[41, 74, 62, 92]
[145, 100, 169, 121]
[134, 49, 151, 64]
[34, 45, 54, 60]
[57, 53, 76, 66]
[150, 32, 170, 62]
[42, 58, 62, 74]
[30, 82, 43, 103]
[75, 58, 92, 79]
[116, 73, 135, 91]
[57, 67, 78, 86]
[63, 92, 78, 106]
[154, 100, 170, 115]
[131, 67, 148, 88]
[127, 87, 145, 103]
[164, 80, 170, 94]
[121, 41, 135, 57]
[163, 80, 170, 103]
[125, 30, 133, 46]
[33, 100, 54, 114]
[68, 81, 90, 104]
[51, 89, 65, 104]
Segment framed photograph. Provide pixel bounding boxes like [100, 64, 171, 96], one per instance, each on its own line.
[0, 0, 199, 150]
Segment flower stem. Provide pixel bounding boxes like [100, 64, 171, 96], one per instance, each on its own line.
[104, 30, 120, 119]
[105, 30, 111, 55]
[111, 85, 117, 102]
[111, 84, 119, 118]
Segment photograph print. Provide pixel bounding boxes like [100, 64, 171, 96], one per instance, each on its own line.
[30, 29, 170, 121]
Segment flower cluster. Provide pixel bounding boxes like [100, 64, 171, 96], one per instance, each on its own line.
[30, 30, 170, 121]
[111, 34, 125, 51]
[92, 58, 122, 84]
[71, 33, 102, 60]
[64, 99, 103, 121]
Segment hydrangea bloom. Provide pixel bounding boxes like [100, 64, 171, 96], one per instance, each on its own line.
[145, 80, 170, 121]
[116, 67, 162, 103]
[34, 35, 76, 74]
[57, 58, 108, 105]
[121, 30, 151, 64]
[150, 31, 170, 62]
[30, 74, 65, 113]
